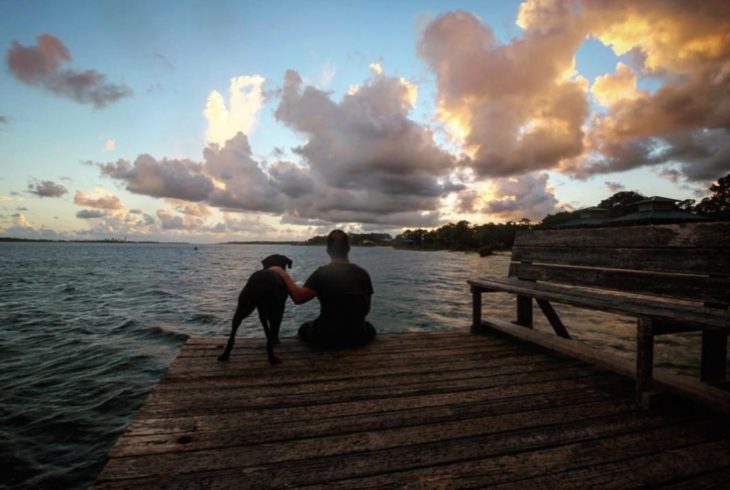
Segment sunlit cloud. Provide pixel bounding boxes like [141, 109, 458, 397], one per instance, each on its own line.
[104, 138, 117, 151]
[73, 190, 123, 209]
[204, 75, 265, 146]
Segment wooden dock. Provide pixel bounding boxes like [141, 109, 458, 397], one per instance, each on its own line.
[95, 331, 730, 488]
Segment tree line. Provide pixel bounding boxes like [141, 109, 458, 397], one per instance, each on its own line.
[393, 173, 730, 254]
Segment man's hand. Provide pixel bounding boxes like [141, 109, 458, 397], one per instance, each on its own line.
[269, 265, 287, 277]
[269, 265, 317, 304]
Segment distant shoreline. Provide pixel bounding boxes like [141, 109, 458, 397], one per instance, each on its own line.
[0, 237, 506, 255]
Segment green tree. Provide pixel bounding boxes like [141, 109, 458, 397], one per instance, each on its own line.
[539, 210, 574, 228]
[598, 191, 646, 218]
[695, 174, 730, 220]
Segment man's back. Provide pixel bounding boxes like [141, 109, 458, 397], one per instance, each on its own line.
[304, 262, 374, 340]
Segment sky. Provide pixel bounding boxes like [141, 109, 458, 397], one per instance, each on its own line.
[1, 0, 729, 242]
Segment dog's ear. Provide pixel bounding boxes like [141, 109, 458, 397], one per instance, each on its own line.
[261, 255, 274, 269]
[286, 258, 293, 269]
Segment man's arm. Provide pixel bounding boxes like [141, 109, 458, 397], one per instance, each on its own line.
[269, 266, 317, 304]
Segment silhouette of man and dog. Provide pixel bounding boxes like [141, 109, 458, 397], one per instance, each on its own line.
[218, 230, 377, 364]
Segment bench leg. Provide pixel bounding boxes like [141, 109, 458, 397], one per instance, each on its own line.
[701, 331, 728, 382]
[471, 287, 482, 333]
[636, 318, 655, 407]
[516, 295, 533, 328]
[536, 298, 571, 339]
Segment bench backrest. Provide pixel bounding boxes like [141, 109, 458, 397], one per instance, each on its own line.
[509, 222, 730, 305]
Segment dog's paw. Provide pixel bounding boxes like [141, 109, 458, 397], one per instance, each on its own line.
[217, 354, 230, 362]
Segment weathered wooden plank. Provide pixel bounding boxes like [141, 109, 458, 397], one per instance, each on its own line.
[144, 361, 590, 409]
[479, 315, 635, 378]
[95, 414, 709, 488]
[157, 351, 575, 391]
[138, 365, 603, 416]
[182, 330, 474, 348]
[292, 417, 725, 489]
[125, 375, 628, 437]
[110, 397, 636, 460]
[117, 383, 630, 451]
[468, 278, 730, 330]
[660, 465, 730, 489]
[511, 246, 729, 275]
[479, 315, 730, 414]
[174, 336, 524, 361]
[509, 262, 730, 303]
[164, 345, 532, 378]
[513, 222, 730, 250]
[490, 438, 730, 489]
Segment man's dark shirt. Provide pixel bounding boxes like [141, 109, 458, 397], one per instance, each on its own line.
[303, 262, 373, 339]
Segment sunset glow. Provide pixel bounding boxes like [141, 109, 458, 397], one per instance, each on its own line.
[1, 0, 729, 242]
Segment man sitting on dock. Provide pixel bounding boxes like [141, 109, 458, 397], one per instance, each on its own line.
[271, 230, 377, 348]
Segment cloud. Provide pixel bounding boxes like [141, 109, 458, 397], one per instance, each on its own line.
[73, 190, 123, 209]
[318, 62, 336, 88]
[207, 215, 277, 235]
[27, 179, 68, 198]
[204, 75, 265, 146]
[7, 34, 131, 108]
[0, 116, 8, 125]
[274, 68, 455, 224]
[1, 212, 66, 240]
[76, 209, 106, 219]
[418, 3, 730, 184]
[483, 173, 562, 220]
[155, 208, 207, 231]
[99, 155, 215, 201]
[98, 67, 461, 227]
[105, 138, 116, 151]
[204, 133, 287, 213]
[591, 63, 645, 107]
[418, 10, 589, 177]
[151, 52, 175, 71]
[166, 199, 211, 217]
[604, 181, 626, 193]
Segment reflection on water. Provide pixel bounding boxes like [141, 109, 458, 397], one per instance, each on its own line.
[0, 242, 714, 488]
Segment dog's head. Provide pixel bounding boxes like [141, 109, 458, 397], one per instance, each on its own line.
[262, 254, 293, 270]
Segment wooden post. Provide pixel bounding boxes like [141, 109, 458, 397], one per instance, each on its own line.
[516, 295, 533, 328]
[701, 331, 728, 382]
[471, 285, 482, 333]
[636, 317, 654, 407]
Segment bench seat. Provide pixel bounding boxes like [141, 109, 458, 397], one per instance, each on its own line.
[469, 278, 730, 331]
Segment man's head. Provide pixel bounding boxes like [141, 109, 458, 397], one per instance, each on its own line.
[326, 229, 350, 259]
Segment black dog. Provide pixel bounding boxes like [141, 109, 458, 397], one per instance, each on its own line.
[218, 254, 292, 364]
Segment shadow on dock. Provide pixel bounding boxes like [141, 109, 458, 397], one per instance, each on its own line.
[95, 331, 730, 488]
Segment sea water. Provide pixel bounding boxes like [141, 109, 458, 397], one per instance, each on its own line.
[0, 242, 710, 489]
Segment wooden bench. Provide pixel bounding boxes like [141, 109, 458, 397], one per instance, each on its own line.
[468, 222, 730, 412]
